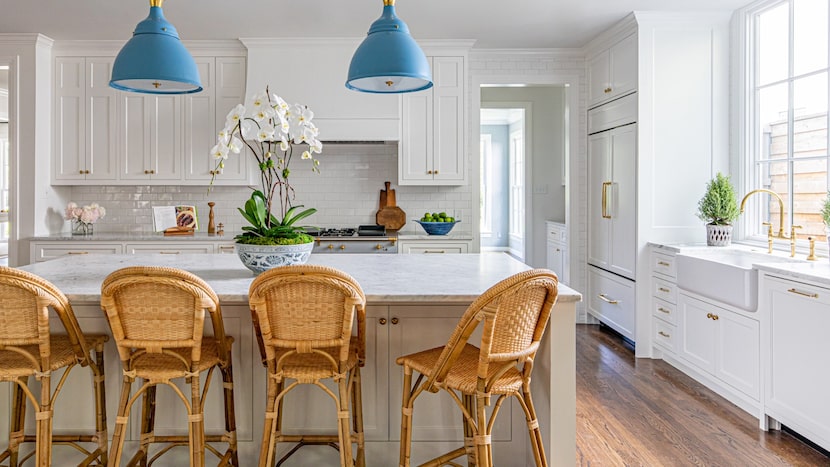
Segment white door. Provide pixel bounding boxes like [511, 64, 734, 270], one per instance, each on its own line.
[587, 132, 611, 269]
[608, 124, 637, 279]
[508, 126, 525, 260]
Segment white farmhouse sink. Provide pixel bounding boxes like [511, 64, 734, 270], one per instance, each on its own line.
[676, 248, 799, 311]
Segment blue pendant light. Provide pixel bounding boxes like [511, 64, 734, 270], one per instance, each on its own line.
[110, 0, 202, 94]
[346, 0, 432, 94]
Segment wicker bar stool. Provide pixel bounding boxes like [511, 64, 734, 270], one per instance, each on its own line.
[248, 265, 367, 467]
[100, 266, 238, 467]
[397, 269, 559, 467]
[0, 266, 109, 467]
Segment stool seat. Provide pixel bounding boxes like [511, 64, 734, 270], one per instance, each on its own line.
[0, 334, 107, 379]
[396, 343, 525, 395]
[128, 336, 234, 381]
[271, 336, 360, 381]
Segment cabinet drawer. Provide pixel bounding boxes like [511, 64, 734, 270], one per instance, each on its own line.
[31, 242, 123, 262]
[400, 242, 469, 254]
[653, 277, 677, 304]
[653, 319, 676, 353]
[587, 266, 635, 341]
[651, 251, 676, 278]
[125, 243, 215, 254]
[546, 222, 566, 243]
[653, 297, 677, 325]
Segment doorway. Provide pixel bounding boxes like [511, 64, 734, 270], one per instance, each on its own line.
[480, 106, 529, 262]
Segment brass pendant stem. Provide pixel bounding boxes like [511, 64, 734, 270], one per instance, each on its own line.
[383, 0, 395, 5]
[150, 0, 164, 7]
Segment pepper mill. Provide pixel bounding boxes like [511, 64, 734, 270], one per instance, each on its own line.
[207, 202, 216, 235]
[217, 223, 224, 236]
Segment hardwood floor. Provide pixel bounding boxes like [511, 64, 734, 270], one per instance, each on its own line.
[575, 324, 830, 466]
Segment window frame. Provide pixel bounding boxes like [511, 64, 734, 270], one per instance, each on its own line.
[740, 0, 830, 251]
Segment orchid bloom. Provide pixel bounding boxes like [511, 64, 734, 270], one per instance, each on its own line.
[227, 136, 243, 154]
[256, 124, 276, 142]
[211, 144, 229, 160]
[225, 104, 245, 127]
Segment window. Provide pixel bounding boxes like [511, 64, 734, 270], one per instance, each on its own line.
[480, 134, 493, 236]
[508, 128, 524, 238]
[747, 0, 829, 243]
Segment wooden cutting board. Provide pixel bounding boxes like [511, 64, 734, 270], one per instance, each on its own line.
[376, 181, 406, 230]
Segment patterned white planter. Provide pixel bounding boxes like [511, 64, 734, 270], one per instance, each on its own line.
[706, 224, 733, 246]
[235, 241, 313, 274]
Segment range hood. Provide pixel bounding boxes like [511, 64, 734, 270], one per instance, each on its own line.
[241, 39, 400, 142]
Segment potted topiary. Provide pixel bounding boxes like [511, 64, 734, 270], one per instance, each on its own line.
[697, 172, 740, 246]
[210, 86, 322, 274]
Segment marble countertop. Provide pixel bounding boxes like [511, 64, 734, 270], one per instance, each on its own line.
[19, 253, 580, 306]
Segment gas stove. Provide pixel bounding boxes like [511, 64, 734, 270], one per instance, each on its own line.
[309, 225, 397, 254]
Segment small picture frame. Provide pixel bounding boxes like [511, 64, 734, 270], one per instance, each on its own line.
[152, 205, 199, 232]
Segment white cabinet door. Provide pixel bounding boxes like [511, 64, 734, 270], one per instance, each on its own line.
[546, 240, 564, 280]
[609, 124, 636, 278]
[764, 277, 830, 450]
[124, 243, 215, 254]
[587, 265, 635, 342]
[148, 95, 182, 180]
[587, 133, 611, 270]
[399, 56, 465, 186]
[677, 293, 717, 372]
[54, 57, 118, 183]
[588, 33, 637, 107]
[432, 56, 464, 183]
[86, 58, 118, 181]
[30, 242, 123, 262]
[716, 309, 759, 400]
[399, 241, 470, 254]
[362, 305, 390, 441]
[587, 124, 636, 280]
[588, 49, 611, 106]
[120, 93, 150, 180]
[186, 56, 249, 184]
[54, 57, 86, 182]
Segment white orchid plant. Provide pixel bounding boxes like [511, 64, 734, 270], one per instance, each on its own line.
[210, 86, 322, 244]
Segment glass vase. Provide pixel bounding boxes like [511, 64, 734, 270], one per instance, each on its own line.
[71, 219, 94, 236]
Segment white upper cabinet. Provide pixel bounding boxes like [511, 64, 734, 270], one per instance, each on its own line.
[184, 56, 249, 183]
[53, 57, 118, 182]
[399, 55, 466, 186]
[52, 49, 249, 186]
[588, 33, 637, 107]
[120, 93, 182, 181]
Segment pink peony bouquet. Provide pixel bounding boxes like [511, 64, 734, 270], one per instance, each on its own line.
[65, 202, 106, 225]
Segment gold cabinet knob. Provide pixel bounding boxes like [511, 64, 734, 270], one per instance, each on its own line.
[391, 317, 399, 325]
[378, 318, 387, 325]
[340, 245, 346, 250]
[144, 170, 150, 174]
[434, 170, 439, 175]
[79, 170, 85, 175]
[427, 170, 433, 174]
[604, 87, 612, 93]
[327, 244, 334, 249]
[86, 170, 91, 174]
[376, 244, 383, 250]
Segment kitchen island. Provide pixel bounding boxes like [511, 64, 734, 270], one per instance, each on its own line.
[16, 253, 580, 466]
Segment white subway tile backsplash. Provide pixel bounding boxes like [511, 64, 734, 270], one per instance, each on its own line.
[69, 144, 473, 234]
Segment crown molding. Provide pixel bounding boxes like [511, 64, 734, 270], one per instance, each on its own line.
[52, 39, 246, 56]
[0, 33, 54, 48]
[582, 13, 637, 58]
[471, 48, 584, 61]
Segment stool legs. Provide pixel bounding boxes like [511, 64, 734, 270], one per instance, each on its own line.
[7, 377, 28, 467]
[136, 382, 157, 466]
[351, 366, 365, 467]
[91, 343, 108, 466]
[110, 373, 134, 467]
[220, 358, 239, 467]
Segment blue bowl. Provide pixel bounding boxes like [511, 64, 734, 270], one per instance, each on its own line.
[414, 220, 460, 235]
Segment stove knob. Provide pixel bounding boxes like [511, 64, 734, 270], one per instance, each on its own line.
[340, 245, 346, 250]
[376, 244, 383, 250]
[327, 244, 334, 249]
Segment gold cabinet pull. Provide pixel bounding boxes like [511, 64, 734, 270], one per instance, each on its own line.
[658, 307, 670, 314]
[378, 318, 387, 325]
[787, 288, 819, 299]
[219, 245, 235, 250]
[601, 182, 612, 219]
[657, 261, 671, 267]
[67, 251, 89, 255]
[598, 294, 619, 305]
[159, 251, 180, 255]
[391, 317, 399, 325]
[658, 287, 671, 293]
[423, 250, 446, 254]
[604, 87, 612, 94]
[658, 331, 670, 338]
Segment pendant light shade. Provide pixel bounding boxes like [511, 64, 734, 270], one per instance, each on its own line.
[346, 0, 432, 94]
[110, 0, 202, 94]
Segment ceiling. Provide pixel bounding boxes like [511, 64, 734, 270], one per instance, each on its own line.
[1, 0, 750, 49]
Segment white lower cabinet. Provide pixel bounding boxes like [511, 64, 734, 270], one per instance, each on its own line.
[30, 242, 123, 262]
[124, 242, 215, 255]
[587, 265, 635, 342]
[29, 239, 236, 263]
[761, 274, 830, 451]
[677, 292, 760, 401]
[545, 221, 568, 284]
